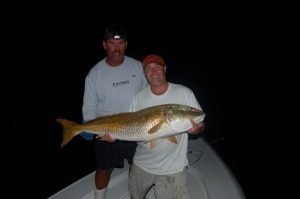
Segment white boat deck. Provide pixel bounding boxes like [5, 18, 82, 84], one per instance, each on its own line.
[48, 138, 246, 199]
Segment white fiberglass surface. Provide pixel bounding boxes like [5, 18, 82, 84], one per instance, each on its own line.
[48, 138, 246, 199]
[77, 164, 208, 199]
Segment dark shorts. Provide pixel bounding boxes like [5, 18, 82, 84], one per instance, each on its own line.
[95, 140, 137, 169]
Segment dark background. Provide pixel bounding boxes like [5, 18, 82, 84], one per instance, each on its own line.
[2, 7, 298, 199]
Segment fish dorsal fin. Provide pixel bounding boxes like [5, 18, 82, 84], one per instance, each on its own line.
[148, 122, 164, 134]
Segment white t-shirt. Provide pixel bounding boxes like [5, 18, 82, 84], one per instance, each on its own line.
[129, 83, 203, 175]
[82, 56, 148, 121]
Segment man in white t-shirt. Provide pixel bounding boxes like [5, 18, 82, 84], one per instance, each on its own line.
[128, 54, 205, 199]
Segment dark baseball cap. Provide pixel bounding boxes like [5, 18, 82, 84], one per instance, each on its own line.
[103, 24, 127, 41]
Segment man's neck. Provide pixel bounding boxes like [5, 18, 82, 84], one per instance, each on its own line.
[151, 82, 169, 95]
[106, 57, 124, 67]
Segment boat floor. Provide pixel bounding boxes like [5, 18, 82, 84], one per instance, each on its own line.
[48, 138, 246, 199]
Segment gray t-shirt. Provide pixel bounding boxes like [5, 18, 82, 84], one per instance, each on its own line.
[82, 56, 148, 121]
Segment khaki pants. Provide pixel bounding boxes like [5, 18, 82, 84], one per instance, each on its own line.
[128, 163, 191, 199]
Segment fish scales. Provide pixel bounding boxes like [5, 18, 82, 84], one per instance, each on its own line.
[56, 104, 205, 148]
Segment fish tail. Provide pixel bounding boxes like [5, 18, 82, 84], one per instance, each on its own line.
[56, 118, 79, 148]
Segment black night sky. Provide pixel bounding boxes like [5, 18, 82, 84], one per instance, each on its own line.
[2, 7, 298, 199]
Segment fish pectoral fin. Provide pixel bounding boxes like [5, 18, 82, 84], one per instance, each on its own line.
[149, 139, 163, 149]
[166, 135, 178, 144]
[148, 136, 177, 149]
[148, 122, 164, 134]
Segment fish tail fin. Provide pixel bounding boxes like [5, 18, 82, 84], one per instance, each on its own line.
[56, 118, 79, 148]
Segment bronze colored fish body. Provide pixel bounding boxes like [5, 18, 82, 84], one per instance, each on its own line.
[56, 104, 205, 148]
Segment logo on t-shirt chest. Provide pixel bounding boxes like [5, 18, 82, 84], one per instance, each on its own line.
[113, 80, 130, 87]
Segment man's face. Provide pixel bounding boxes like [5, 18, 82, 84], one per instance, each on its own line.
[103, 39, 128, 59]
[144, 63, 167, 86]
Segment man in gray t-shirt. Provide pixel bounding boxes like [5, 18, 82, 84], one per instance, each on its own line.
[81, 24, 148, 199]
